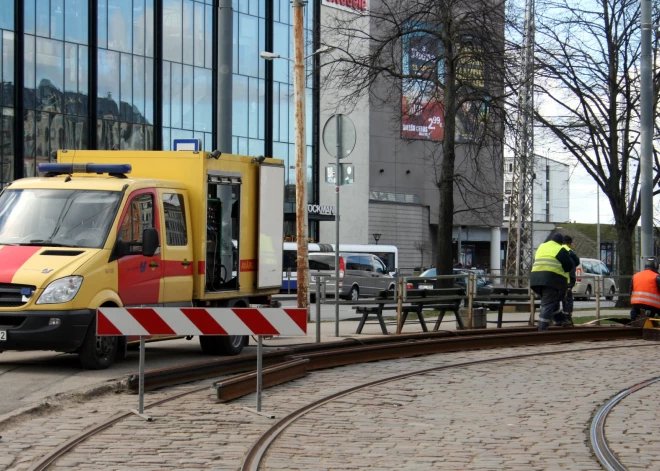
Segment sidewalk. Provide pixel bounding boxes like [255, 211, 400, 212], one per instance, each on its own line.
[264, 307, 632, 347]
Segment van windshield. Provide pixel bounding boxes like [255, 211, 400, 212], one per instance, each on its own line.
[0, 189, 122, 248]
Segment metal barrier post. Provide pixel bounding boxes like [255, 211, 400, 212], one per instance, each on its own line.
[595, 275, 601, 326]
[396, 276, 404, 334]
[287, 268, 291, 295]
[528, 283, 535, 326]
[315, 277, 321, 343]
[130, 336, 152, 421]
[467, 274, 475, 329]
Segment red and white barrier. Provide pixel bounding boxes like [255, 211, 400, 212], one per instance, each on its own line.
[97, 307, 307, 336]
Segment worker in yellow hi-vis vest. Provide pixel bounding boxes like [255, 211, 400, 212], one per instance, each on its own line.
[530, 233, 575, 331]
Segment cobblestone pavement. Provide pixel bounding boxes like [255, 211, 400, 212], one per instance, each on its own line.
[1, 340, 659, 471]
[604, 380, 660, 471]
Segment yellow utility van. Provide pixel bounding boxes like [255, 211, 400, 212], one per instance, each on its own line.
[0, 151, 285, 368]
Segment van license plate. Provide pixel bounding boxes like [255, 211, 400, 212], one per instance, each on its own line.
[0, 331, 6, 341]
[419, 284, 433, 290]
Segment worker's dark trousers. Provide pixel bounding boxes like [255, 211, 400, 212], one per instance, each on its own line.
[630, 304, 660, 321]
[538, 287, 562, 331]
[561, 281, 575, 314]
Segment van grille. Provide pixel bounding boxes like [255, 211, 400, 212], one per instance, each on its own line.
[0, 283, 36, 307]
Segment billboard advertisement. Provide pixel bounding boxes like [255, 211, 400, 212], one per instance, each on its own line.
[401, 31, 489, 142]
[401, 28, 444, 141]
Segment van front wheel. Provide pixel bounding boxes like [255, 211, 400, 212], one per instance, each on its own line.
[78, 319, 118, 370]
[199, 335, 247, 355]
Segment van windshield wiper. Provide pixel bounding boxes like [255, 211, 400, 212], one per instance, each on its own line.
[24, 240, 76, 247]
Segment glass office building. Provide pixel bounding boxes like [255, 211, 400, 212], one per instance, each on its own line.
[1, 0, 320, 238]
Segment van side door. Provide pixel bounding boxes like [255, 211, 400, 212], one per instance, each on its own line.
[116, 189, 163, 305]
[159, 190, 194, 304]
[371, 256, 391, 293]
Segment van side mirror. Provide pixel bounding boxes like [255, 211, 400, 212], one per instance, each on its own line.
[142, 228, 160, 257]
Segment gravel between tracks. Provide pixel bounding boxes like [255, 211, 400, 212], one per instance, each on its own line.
[1, 340, 658, 470]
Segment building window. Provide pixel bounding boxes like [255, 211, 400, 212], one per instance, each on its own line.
[161, 0, 214, 151]
[23, 0, 90, 177]
[97, 0, 155, 150]
[503, 203, 510, 218]
[504, 181, 512, 195]
[0, 0, 14, 186]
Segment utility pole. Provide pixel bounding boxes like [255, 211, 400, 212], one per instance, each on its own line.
[293, 0, 309, 310]
[505, 0, 535, 286]
[640, 0, 653, 262]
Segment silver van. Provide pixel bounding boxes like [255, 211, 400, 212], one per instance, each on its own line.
[309, 252, 395, 300]
[572, 258, 617, 300]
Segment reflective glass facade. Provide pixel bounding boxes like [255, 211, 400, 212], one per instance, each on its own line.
[161, 0, 214, 151]
[24, 0, 90, 176]
[3, 0, 319, 237]
[97, 0, 155, 150]
[0, 0, 14, 186]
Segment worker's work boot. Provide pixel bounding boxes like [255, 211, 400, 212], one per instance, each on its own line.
[537, 321, 549, 331]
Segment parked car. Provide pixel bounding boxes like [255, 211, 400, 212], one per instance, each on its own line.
[308, 252, 395, 301]
[409, 268, 498, 310]
[572, 258, 617, 300]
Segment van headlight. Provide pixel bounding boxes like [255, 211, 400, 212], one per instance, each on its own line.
[37, 277, 83, 304]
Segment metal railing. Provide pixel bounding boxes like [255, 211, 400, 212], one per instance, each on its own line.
[307, 272, 635, 335]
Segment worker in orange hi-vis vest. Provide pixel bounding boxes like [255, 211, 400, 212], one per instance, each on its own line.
[630, 258, 660, 322]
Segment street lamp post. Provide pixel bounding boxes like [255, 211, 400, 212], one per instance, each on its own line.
[260, 39, 333, 310]
[640, 0, 653, 263]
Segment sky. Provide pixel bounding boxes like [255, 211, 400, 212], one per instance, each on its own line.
[568, 164, 613, 225]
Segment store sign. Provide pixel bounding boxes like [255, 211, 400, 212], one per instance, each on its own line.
[322, 0, 368, 13]
[307, 204, 336, 216]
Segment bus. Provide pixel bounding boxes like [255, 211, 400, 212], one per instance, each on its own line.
[281, 243, 398, 291]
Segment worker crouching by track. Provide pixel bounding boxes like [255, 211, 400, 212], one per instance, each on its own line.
[630, 258, 660, 322]
[530, 233, 574, 331]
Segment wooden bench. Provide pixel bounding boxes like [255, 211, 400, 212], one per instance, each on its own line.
[352, 288, 465, 334]
[473, 287, 541, 328]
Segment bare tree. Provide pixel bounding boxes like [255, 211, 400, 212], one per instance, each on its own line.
[528, 0, 660, 302]
[414, 240, 429, 268]
[320, 0, 508, 281]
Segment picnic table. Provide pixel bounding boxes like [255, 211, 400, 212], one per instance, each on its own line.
[352, 288, 466, 334]
[473, 287, 540, 328]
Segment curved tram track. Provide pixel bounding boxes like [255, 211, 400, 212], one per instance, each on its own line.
[21, 329, 657, 471]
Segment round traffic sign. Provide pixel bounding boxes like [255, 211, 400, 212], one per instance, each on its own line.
[322, 114, 357, 159]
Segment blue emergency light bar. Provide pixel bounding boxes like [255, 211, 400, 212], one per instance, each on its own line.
[39, 163, 132, 176]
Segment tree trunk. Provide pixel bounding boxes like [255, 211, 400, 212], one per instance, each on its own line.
[615, 223, 634, 308]
[436, 40, 457, 288]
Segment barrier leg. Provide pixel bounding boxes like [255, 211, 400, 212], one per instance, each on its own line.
[130, 336, 152, 422]
[243, 335, 275, 419]
[315, 277, 321, 343]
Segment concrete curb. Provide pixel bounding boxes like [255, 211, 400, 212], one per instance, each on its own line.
[0, 380, 123, 433]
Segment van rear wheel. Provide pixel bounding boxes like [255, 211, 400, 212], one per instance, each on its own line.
[199, 335, 247, 355]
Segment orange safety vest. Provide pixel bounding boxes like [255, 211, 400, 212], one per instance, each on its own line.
[631, 269, 660, 309]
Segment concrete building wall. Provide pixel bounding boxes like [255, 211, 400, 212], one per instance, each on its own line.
[318, 5, 371, 245]
[504, 156, 570, 223]
[368, 201, 432, 268]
